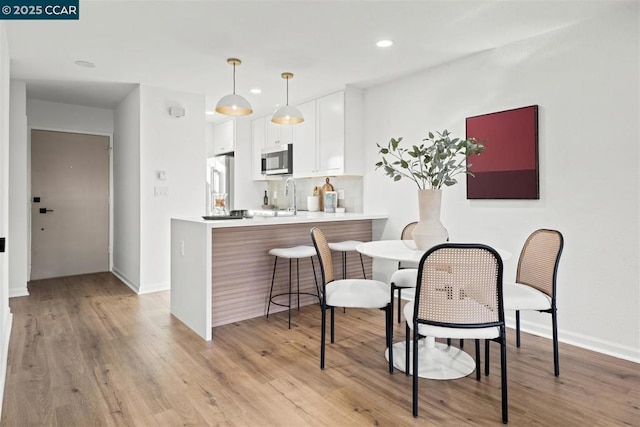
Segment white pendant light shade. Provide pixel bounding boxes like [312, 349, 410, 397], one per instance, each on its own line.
[272, 104, 304, 125]
[271, 72, 304, 125]
[215, 93, 252, 116]
[216, 58, 253, 116]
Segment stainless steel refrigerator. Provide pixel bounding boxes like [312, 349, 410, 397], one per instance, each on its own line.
[206, 153, 234, 215]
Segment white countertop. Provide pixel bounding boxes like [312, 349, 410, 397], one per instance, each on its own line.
[172, 212, 388, 228]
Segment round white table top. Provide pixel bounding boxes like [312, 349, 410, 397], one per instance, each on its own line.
[356, 240, 512, 264]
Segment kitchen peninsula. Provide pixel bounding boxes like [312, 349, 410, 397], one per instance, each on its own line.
[170, 212, 387, 340]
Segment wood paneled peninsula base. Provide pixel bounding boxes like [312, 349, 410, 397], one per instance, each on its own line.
[170, 213, 387, 340]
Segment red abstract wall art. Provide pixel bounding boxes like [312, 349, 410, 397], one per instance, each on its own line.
[466, 105, 539, 199]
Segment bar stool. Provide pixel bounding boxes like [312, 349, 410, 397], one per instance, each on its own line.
[327, 240, 367, 279]
[266, 245, 320, 329]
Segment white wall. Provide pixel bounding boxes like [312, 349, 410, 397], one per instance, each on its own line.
[113, 86, 141, 289]
[363, 4, 639, 361]
[8, 81, 27, 297]
[26, 99, 114, 134]
[138, 85, 206, 293]
[205, 121, 214, 157]
[17, 87, 206, 296]
[0, 22, 13, 419]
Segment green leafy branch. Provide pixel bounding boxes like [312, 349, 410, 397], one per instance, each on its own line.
[375, 130, 485, 190]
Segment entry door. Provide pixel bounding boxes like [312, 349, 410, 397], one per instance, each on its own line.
[0, 111, 6, 288]
[31, 130, 110, 280]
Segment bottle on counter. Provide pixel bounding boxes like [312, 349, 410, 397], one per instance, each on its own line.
[319, 177, 334, 211]
[263, 190, 269, 206]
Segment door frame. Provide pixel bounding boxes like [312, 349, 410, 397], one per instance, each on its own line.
[28, 126, 114, 279]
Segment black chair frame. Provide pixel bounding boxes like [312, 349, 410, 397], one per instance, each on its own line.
[266, 256, 320, 329]
[486, 229, 564, 377]
[409, 243, 508, 424]
[311, 228, 393, 373]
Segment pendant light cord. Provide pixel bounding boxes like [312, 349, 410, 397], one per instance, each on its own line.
[232, 63, 236, 95]
[286, 77, 289, 106]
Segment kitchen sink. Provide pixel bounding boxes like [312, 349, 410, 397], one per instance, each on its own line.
[251, 209, 296, 217]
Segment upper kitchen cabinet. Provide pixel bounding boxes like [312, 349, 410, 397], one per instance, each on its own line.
[266, 119, 294, 147]
[213, 118, 235, 155]
[293, 88, 364, 178]
[251, 118, 266, 181]
[292, 100, 317, 176]
[251, 116, 284, 181]
[317, 91, 345, 175]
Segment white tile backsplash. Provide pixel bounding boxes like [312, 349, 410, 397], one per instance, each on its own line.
[267, 176, 363, 213]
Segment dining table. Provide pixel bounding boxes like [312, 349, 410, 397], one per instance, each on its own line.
[356, 239, 512, 380]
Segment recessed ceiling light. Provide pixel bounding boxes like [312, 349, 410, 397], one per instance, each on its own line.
[250, 88, 262, 94]
[74, 60, 96, 68]
[376, 40, 394, 48]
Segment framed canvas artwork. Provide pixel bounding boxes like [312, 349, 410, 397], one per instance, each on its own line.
[466, 105, 539, 199]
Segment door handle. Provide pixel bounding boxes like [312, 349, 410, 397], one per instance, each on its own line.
[39, 208, 54, 214]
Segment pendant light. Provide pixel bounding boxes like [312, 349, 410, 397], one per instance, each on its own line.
[215, 58, 253, 116]
[271, 72, 304, 124]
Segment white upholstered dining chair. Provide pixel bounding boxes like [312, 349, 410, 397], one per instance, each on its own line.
[310, 227, 393, 372]
[390, 221, 418, 323]
[503, 228, 564, 376]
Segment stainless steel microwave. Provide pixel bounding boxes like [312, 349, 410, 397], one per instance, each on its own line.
[261, 144, 293, 175]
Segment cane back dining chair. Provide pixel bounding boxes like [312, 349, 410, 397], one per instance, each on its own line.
[310, 227, 393, 372]
[503, 229, 564, 376]
[404, 243, 508, 423]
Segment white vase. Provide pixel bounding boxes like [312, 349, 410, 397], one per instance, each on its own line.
[412, 189, 449, 250]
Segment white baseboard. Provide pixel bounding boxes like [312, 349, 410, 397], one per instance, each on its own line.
[506, 315, 640, 364]
[0, 309, 13, 420]
[8, 286, 28, 298]
[137, 281, 170, 294]
[111, 269, 169, 295]
[111, 268, 140, 294]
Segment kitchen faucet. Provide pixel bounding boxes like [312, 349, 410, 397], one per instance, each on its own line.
[285, 176, 297, 215]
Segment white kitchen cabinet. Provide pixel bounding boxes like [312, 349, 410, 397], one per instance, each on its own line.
[213, 118, 235, 155]
[251, 118, 266, 181]
[266, 119, 294, 147]
[317, 91, 345, 175]
[250, 116, 282, 181]
[292, 88, 364, 178]
[292, 100, 317, 176]
[251, 88, 363, 179]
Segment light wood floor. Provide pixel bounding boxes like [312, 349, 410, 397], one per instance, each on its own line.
[2, 273, 638, 426]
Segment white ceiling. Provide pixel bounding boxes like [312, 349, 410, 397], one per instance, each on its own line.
[5, 0, 619, 121]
